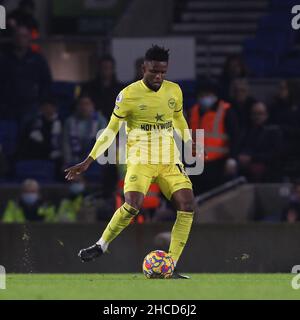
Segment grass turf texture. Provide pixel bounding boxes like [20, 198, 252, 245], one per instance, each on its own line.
[1, 274, 299, 300]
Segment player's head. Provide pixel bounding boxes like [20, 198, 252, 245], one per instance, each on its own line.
[143, 45, 169, 91]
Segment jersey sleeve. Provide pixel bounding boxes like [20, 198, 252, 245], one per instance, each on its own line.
[113, 88, 132, 119]
[174, 84, 183, 113]
[173, 84, 192, 143]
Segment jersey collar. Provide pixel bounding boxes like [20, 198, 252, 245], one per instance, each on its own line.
[141, 80, 164, 93]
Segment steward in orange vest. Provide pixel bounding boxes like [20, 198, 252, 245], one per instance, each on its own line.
[188, 83, 239, 193]
[190, 100, 231, 161]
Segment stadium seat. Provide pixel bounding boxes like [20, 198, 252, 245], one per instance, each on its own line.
[0, 120, 18, 155]
[258, 14, 292, 32]
[270, 0, 299, 10]
[15, 160, 56, 183]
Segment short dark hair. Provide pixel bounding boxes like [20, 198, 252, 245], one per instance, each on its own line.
[144, 45, 169, 62]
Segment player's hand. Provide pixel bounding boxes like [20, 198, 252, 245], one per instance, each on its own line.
[64, 157, 93, 181]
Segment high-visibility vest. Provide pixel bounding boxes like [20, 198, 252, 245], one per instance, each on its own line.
[189, 101, 231, 161]
[57, 196, 83, 222]
[2, 200, 56, 223]
[116, 180, 161, 214]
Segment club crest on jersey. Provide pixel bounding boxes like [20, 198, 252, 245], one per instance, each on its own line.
[168, 98, 176, 109]
[116, 92, 123, 103]
[129, 175, 138, 182]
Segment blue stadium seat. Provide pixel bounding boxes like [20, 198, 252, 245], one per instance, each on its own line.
[0, 120, 18, 155]
[259, 14, 292, 32]
[276, 57, 300, 77]
[15, 160, 56, 183]
[270, 0, 299, 10]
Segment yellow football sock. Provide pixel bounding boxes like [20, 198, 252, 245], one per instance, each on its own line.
[168, 211, 194, 265]
[101, 202, 139, 244]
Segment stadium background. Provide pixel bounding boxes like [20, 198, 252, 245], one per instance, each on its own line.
[0, 0, 300, 275]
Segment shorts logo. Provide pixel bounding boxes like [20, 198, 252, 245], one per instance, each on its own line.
[139, 105, 147, 111]
[129, 175, 138, 182]
[116, 92, 123, 103]
[168, 98, 176, 109]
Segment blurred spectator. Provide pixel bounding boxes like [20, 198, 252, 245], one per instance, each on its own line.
[2, 179, 55, 222]
[18, 98, 62, 162]
[7, 0, 39, 31]
[57, 175, 88, 222]
[281, 181, 300, 223]
[269, 80, 300, 176]
[0, 24, 52, 123]
[219, 54, 248, 101]
[63, 95, 107, 166]
[189, 82, 240, 194]
[238, 102, 283, 182]
[81, 55, 123, 120]
[229, 79, 256, 130]
[133, 57, 144, 82]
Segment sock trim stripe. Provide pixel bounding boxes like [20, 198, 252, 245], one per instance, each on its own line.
[123, 203, 139, 216]
[123, 205, 137, 216]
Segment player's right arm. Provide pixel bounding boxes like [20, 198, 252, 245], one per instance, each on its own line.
[65, 90, 130, 180]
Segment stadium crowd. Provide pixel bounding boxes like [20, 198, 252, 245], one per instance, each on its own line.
[1, 1, 300, 223]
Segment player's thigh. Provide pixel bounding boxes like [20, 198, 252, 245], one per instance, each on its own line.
[124, 164, 155, 204]
[157, 164, 193, 201]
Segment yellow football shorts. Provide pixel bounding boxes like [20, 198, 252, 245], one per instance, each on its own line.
[124, 163, 193, 200]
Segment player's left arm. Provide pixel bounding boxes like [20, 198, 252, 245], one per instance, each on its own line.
[173, 85, 194, 149]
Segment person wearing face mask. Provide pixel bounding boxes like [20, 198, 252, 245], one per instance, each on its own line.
[189, 82, 240, 194]
[56, 176, 87, 222]
[2, 179, 55, 222]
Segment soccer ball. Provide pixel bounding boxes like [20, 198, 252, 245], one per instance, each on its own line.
[142, 250, 175, 279]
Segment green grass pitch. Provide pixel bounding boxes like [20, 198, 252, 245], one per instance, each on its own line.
[0, 274, 299, 300]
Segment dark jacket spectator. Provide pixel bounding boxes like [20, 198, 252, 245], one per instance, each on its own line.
[18, 99, 62, 162]
[0, 25, 52, 123]
[238, 102, 283, 182]
[269, 80, 300, 164]
[229, 79, 256, 130]
[81, 55, 123, 120]
[219, 54, 248, 101]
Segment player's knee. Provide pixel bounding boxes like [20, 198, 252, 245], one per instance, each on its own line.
[124, 194, 144, 211]
[176, 200, 195, 212]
